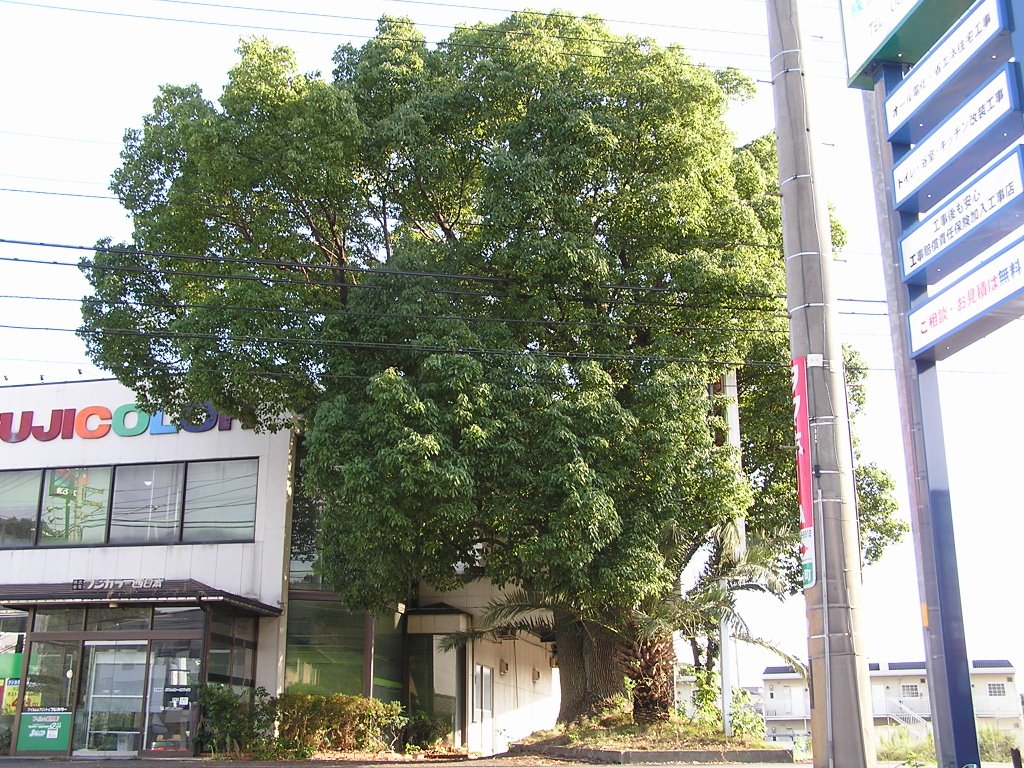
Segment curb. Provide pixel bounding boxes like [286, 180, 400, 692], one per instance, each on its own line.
[509, 745, 795, 764]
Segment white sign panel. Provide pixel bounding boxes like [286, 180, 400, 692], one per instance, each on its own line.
[909, 233, 1024, 356]
[892, 66, 1015, 210]
[900, 146, 1023, 280]
[841, 0, 922, 84]
[885, 0, 1004, 140]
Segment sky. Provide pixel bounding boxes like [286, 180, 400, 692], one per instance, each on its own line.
[1, 0, 1022, 689]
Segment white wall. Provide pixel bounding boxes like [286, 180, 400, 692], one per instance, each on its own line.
[418, 579, 558, 755]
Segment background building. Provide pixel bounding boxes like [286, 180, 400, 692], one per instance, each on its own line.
[762, 660, 1023, 748]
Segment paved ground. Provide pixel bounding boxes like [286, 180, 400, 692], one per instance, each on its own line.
[0, 761, 804, 768]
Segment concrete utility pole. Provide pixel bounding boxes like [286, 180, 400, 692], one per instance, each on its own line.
[766, 1, 876, 766]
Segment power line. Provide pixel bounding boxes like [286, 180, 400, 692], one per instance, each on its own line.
[0, 187, 117, 201]
[1, 322, 790, 369]
[0, 239, 792, 313]
[0, 128, 120, 146]
[0, 292, 791, 337]
[1, 0, 774, 72]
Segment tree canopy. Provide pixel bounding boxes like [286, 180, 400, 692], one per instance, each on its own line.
[80, 12, 904, 721]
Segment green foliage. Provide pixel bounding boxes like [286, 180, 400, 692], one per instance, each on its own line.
[876, 727, 934, 763]
[978, 725, 1018, 761]
[402, 710, 450, 749]
[196, 684, 277, 756]
[728, 688, 765, 741]
[688, 670, 723, 730]
[276, 693, 407, 753]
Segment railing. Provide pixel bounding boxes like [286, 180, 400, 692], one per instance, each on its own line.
[973, 700, 1024, 717]
[882, 698, 930, 742]
[764, 706, 809, 719]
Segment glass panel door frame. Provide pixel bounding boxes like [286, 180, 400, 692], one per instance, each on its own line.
[71, 640, 148, 757]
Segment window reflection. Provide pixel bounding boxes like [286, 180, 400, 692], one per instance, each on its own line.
[39, 468, 111, 547]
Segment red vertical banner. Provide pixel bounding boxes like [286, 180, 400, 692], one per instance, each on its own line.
[791, 356, 816, 589]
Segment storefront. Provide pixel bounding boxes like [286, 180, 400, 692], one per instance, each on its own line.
[0, 379, 293, 756]
[0, 584, 279, 757]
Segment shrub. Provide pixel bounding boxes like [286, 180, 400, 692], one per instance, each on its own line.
[276, 693, 407, 752]
[978, 725, 1018, 762]
[196, 683, 277, 756]
[876, 727, 934, 763]
[403, 710, 450, 748]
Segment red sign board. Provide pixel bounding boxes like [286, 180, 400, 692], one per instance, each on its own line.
[791, 357, 816, 589]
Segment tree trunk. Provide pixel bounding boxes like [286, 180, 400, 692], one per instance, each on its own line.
[622, 631, 676, 725]
[554, 611, 625, 722]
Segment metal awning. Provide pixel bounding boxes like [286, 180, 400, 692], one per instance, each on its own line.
[0, 578, 282, 617]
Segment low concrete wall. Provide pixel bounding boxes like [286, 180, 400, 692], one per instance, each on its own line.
[511, 744, 795, 764]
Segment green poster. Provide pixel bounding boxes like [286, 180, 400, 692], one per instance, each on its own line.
[17, 710, 72, 752]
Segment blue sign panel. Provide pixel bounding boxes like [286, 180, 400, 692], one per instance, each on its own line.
[901, 145, 1024, 285]
[886, 0, 1011, 144]
[908, 229, 1024, 360]
[892, 63, 1024, 213]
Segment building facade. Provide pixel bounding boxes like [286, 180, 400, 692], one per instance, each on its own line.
[762, 660, 1023, 748]
[0, 379, 556, 758]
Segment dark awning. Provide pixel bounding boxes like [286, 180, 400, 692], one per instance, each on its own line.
[0, 578, 281, 617]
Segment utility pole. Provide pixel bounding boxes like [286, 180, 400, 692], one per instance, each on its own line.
[766, 1, 876, 766]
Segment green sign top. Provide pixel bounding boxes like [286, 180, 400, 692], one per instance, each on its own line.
[841, 0, 975, 89]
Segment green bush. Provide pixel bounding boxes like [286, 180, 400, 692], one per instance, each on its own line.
[276, 692, 407, 752]
[978, 725, 1018, 762]
[403, 710, 451, 748]
[197, 683, 277, 756]
[876, 727, 934, 763]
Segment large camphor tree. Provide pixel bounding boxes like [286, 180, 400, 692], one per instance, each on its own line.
[80, 14, 903, 724]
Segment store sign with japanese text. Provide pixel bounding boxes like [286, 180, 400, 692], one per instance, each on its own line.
[885, 0, 1009, 143]
[900, 145, 1024, 285]
[892, 64, 1024, 213]
[909, 231, 1024, 358]
[17, 709, 72, 752]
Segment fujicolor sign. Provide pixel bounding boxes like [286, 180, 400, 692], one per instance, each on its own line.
[0, 402, 234, 443]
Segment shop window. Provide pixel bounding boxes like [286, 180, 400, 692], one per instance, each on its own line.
[207, 613, 257, 688]
[108, 464, 185, 544]
[182, 460, 257, 543]
[23, 639, 80, 713]
[153, 607, 204, 632]
[0, 457, 258, 550]
[85, 606, 151, 632]
[373, 612, 404, 703]
[0, 470, 41, 546]
[145, 639, 201, 753]
[0, 611, 28, 752]
[285, 600, 364, 695]
[38, 467, 112, 547]
[33, 608, 84, 633]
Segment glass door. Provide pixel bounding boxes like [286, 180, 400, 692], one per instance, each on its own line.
[143, 639, 201, 753]
[71, 641, 147, 756]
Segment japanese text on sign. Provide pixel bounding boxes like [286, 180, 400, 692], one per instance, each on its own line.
[909, 233, 1024, 355]
[893, 66, 1013, 208]
[901, 147, 1022, 277]
[885, 0, 1001, 137]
